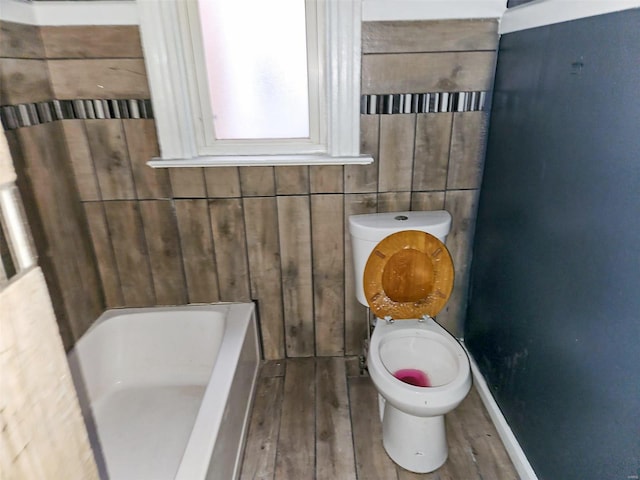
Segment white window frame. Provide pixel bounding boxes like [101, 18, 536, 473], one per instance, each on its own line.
[138, 0, 373, 167]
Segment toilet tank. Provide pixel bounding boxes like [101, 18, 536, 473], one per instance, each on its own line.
[348, 210, 452, 308]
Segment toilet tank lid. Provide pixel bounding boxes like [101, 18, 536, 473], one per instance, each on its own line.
[348, 210, 452, 241]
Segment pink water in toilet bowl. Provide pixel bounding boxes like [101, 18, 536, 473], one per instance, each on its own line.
[394, 368, 431, 387]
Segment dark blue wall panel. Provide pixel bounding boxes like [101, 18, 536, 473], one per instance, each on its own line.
[465, 9, 640, 480]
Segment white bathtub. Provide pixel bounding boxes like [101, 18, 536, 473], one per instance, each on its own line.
[68, 303, 260, 480]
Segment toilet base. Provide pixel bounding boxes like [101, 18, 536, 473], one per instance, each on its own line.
[382, 402, 448, 473]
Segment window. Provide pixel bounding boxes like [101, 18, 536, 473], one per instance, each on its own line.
[195, 0, 315, 144]
[138, 0, 373, 167]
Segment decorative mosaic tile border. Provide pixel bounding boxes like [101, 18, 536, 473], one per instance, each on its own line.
[361, 91, 488, 115]
[0, 99, 154, 131]
[2, 92, 486, 129]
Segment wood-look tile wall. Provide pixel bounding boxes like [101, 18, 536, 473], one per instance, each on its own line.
[1, 19, 498, 358]
[359, 19, 497, 343]
[0, 21, 105, 349]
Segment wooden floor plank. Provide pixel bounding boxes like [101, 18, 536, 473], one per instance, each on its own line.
[349, 377, 399, 480]
[453, 389, 519, 480]
[274, 358, 316, 480]
[260, 360, 286, 378]
[316, 358, 357, 480]
[240, 376, 284, 480]
[422, 406, 478, 480]
[396, 467, 440, 480]
[242, 361, 518, 480]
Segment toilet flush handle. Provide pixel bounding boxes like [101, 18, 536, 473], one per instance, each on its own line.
[419, 314, 432, 323]
[384, 316, 394, 324]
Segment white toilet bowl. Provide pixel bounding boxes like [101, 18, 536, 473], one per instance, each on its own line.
[367, 317, 471, 473]
[348, 211, 471, 473]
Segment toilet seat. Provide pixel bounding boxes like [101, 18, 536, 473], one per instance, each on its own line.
[363, 230, 454, 320]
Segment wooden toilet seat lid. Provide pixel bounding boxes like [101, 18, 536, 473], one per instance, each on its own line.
[363, 230, 454, 320]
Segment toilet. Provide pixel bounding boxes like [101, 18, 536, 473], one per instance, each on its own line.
[348, 210, 471, 473]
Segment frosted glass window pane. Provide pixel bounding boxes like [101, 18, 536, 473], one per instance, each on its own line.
[198, 0, 310, 140]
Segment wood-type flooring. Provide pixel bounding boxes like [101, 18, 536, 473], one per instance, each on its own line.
[239, 358, 519, 480]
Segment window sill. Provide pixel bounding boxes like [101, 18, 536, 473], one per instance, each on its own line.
[147, 153, 374, 168]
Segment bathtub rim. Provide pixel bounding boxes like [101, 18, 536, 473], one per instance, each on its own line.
[83, 302, 236, 336]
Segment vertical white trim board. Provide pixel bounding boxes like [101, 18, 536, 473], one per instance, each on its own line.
[463, 342, 539, 480]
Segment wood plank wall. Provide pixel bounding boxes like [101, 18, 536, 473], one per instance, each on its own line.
[0, 21, 105, 349]
[0, 19, 498, 358]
